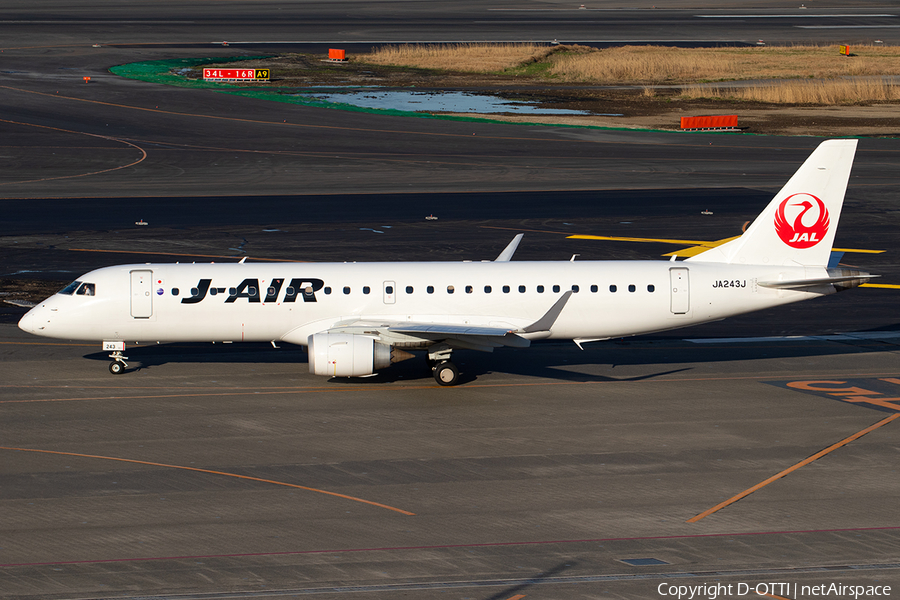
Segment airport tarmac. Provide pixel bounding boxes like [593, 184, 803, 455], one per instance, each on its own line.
[2, 1, 900, 598]
[2, 323, 899, 599]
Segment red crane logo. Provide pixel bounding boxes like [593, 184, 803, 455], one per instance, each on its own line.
[774, 193, 830, 249]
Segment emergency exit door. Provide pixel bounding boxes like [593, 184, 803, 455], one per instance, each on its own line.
[131, 270, 153, 318]
[383, 281, 396, 304]
[669, 267, 690, 314]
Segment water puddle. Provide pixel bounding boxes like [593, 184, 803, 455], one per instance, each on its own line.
[296, 89, 620, 116]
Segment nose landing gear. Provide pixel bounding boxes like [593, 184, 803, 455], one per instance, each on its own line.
[108, 351, 128, 374]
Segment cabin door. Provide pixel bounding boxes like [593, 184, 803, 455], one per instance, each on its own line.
[669, 267, 690, 314]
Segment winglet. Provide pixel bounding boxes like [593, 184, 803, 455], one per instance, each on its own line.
[495, 234, 524, 262]
[523, 291, 572, 333]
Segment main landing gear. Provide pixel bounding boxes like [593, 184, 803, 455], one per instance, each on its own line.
[427, 344, 459, 386]
[108, 351, 128, 375]
[433, 361, 459, 386]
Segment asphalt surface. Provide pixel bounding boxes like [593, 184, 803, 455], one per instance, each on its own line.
[3, 327, 900, 600]
[1, 2, 899, 599]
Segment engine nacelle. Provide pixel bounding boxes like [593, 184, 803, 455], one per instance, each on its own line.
[307, 333, 392, 377]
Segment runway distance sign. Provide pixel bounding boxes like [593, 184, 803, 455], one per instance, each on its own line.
[203, 68, 269, 81]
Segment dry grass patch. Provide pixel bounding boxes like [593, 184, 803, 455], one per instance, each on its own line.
[358, 43, 552, 72]
[683, 78, 900, 104]
[550, 45, 736, 83]
[551, 45, 900, 83]
[359, 43, 900, 85]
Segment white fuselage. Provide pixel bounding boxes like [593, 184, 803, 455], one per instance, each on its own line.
[18, 260, 829, 346]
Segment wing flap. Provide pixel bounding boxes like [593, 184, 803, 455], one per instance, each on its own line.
[389, 323, 515, 336]
[389, 323, 530, 349]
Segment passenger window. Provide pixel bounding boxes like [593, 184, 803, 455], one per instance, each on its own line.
[248, 287, 257, 296]
[343, 286, 351, 295]
[571, 285, 579, 293]
[229, 287, 236, 295]
[363, 286, 370, 295]
[519, 285, 526, 293]
[324, 287, 332, 295]
[503, 285, 510, 293]
[552, 285, 560, 293]
[285, 287, 296, 297]
[171, 288, 179, 296]
[628, 284, 636, 292]
[610, 285, 617, 293]
[406, 286, 413, 294]
[427, 286, 434, 294]
[58, 281, 81, 295]
[447, 285, 455, 294]
[537, 285, 544, 293]
[648, 284, 655, 293]
[484, 285, 492, 293]
[267, 286, 276, 296]
[590, 285, 598, 293]
[466, 285, 473, 294]
[386, 286, 394, 294]
[210, 287, 218, 296]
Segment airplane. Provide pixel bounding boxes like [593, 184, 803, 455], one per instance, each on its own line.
[18, 139, 875, 386]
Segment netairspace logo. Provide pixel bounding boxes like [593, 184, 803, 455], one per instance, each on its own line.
[657, 582, 892, 599]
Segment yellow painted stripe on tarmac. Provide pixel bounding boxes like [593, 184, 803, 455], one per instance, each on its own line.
[663, 246, 721, 258]
[567, 234, 884, 255]
[861, 283, 900, 289]
[567, 234, 718, 245]
[833, 247, 885, 254]
[687, 413, 900, 523]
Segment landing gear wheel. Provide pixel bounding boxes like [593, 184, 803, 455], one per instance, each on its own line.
[433, 361, 459, 386]
[109, 361, 124, 375]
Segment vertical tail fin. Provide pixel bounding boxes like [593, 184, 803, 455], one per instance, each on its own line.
[687, 139, 858, 266]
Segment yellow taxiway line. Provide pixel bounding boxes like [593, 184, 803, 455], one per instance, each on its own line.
[687, 413, 900, 523]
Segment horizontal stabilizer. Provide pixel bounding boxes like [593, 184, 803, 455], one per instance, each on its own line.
[758, 271, 877, 290]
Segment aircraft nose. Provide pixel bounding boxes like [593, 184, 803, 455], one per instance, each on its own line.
[18, 309, 35, 333]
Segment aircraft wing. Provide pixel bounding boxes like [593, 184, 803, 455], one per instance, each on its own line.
[307, 320, 529, 351]
[309, 291, 574, 352]
[389, 323, 531, 350]
[389, 323, 517, 336]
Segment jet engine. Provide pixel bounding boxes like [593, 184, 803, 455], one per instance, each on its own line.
[308, 332, 411, 377]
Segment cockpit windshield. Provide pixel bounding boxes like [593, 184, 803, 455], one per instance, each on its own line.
[58, 281, 82, 295]
[57, 281, 95, 296]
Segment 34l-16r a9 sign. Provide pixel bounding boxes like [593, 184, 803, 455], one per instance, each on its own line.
[203, 68, 269, 81]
